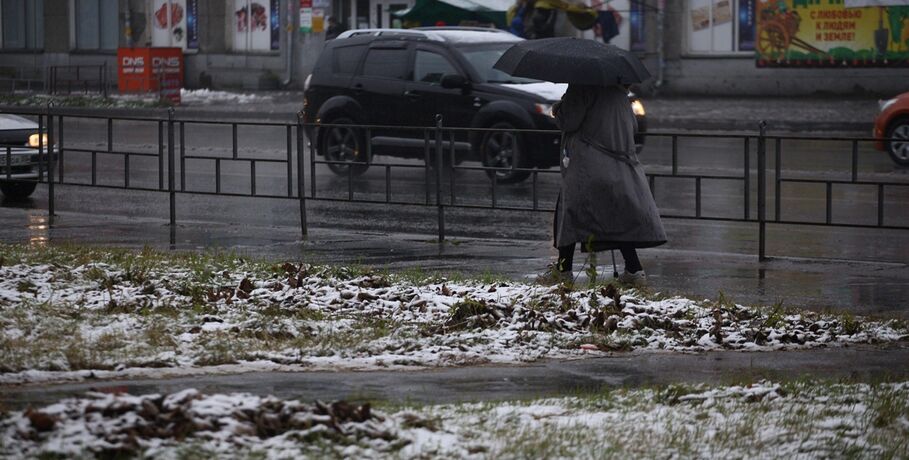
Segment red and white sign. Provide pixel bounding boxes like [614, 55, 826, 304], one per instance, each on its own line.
[117, 47, 184, 104]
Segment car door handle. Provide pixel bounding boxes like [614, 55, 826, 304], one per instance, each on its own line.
[352, 83, 364, 94]
[403, 90, 421, 100]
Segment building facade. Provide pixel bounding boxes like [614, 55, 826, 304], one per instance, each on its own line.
[0, 0, 906, 95]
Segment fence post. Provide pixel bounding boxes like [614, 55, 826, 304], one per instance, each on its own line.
[167, 108, 176, 245]
[757, 121, 767, 261]
[57, 114, 64, 183]
[297, 112, 308, 238]
[102, 62, 109, 98]
[435, 114, 445, 243]
[37, 114, 44, 182]
[46, 104, 55, 226]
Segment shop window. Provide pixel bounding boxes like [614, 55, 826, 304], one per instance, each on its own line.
[0, 0, 44, 50]
[231, 0, 280, 52]
[687, 0, 755, 54]
[151, 0, 200, 50]
[74, 0, 119, 50]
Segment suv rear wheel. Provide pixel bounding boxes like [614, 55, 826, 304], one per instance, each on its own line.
[885, 117, 909, 166]
[320, 117, 369, 176]
[481, 121, 530, 184]
[0, 180, 37, 200]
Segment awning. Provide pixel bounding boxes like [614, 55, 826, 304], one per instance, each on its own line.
[394, 0, 512, 28]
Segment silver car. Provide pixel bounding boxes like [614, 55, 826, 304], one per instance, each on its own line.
[0, 114, 47, 199]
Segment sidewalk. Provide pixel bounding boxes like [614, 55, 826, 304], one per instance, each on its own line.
[4, 344, 908, 410]
[1, 91, 880, 133]
[1, 203, 907, 318]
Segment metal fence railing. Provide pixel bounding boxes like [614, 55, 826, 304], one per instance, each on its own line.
[0, 66, 44, 93]
[47, 64, 110, 98]
[2, 107, 907, 261]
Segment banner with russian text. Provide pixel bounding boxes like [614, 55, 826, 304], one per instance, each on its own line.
[755, 0, 909, 67]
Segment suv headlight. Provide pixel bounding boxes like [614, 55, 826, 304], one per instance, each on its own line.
[534, 103, 554, 118]
[28, 133, 48, 148]
[879, 98, 897, 112]
[631, 100, 645, 117]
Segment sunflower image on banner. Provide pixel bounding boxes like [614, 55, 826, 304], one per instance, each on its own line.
[756, 0, 909, 67]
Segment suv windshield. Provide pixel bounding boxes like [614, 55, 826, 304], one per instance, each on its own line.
[456, 43, 540, 84]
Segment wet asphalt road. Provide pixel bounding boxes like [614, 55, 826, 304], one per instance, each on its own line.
[41, 116, 909, 260]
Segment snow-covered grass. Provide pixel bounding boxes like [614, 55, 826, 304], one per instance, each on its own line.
[0, 243, 907, 384]
[2, 380, 907, 458]
[0, 92, 163, 109]
[0, 89, 268, 109]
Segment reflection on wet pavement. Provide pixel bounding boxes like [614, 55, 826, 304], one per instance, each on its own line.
[27, 213, 48, 247]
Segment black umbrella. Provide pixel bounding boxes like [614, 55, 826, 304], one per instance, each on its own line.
[493, 37, 651, 86]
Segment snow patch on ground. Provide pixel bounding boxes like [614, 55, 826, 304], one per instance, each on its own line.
[179, 89, 269, 105]
[3, 381, 907, 458]
[0, 246, 906, 385]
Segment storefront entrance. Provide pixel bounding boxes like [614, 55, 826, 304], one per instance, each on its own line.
[373, 0, 411, 28]
[351, 0, 413, 29]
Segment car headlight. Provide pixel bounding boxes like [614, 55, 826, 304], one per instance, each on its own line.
[879, 98, 897, 112]
[631, 100, 645, 117]
[28, 133, 48, 148]
[534, 103, 554, 118]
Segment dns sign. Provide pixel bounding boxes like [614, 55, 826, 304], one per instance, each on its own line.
[117, 47, 184, 103]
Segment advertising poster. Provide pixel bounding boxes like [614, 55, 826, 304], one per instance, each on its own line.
[300, 0, 314, 33]
[270, 0, 280, 50]
[739, 0, 756, 51]
[690, 5, 710, 31]
[186, 0, 199, 50]
[756, 0, 909, 67]
[630, 0, 646, 51]
[713, 0, 733, 25]
[234, 0, 273, 51]
[313, 9, 325, 33]
[151, 0, 188, 49]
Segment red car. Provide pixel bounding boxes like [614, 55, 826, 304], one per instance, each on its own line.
[874, 91, 909, 166]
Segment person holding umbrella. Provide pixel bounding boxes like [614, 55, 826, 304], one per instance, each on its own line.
[494, 38, 666, 284]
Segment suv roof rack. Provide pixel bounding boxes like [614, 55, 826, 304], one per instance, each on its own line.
[336, 29, 440, 41]
[412, 26, 512, 34]
[335, 27, 517, 42]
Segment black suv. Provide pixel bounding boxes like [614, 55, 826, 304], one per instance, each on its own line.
[303, 27, 646, 183]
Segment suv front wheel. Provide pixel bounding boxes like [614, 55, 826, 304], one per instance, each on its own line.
[0, 180, 37, 200]
[480, 121, 530, 184]
[320, 117, 370, 176]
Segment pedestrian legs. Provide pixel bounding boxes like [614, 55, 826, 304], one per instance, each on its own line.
[619, 246, 643, 273]
[557, 244, 575, 273]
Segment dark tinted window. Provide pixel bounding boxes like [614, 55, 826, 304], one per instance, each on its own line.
[457, 44, 539, 84]
[362, 48, 409, 80]
[332, 45, 366, 75]
[414, 50, 457, 84]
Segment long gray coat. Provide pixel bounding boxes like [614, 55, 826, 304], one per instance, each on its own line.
[553, 84, 666, 250]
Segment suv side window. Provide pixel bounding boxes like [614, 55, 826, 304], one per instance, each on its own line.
[413, 50, 458, 84]
[362, 48, 410, 80]
[333, 45, 366, 75]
